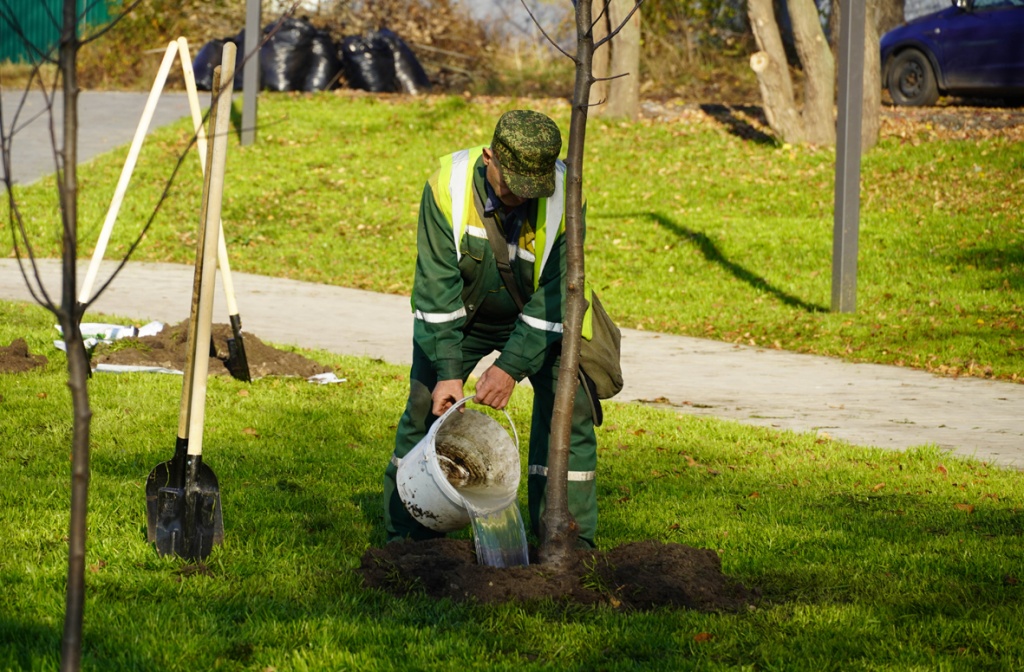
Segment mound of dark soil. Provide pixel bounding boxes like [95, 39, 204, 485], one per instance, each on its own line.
[90, 320, 330, 379]
[360, 538, 758, 612]
[0, 338, 48, 373]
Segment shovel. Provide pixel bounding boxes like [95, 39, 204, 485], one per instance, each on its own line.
[178, 36, 251, 382]
[146, 47, 236, 559]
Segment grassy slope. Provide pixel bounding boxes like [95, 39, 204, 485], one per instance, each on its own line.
[1, 300, 1023, 670]
[4, 93, 1021, 382]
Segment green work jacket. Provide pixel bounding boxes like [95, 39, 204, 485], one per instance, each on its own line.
[411, 146, 584, 383]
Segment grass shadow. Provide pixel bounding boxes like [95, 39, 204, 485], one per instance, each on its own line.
[699, 103, 778, 146]
[640, 210, 828, 313]
[955, 246, 1024, 290]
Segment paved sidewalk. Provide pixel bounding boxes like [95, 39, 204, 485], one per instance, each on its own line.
[2, 258, 1023, 470]
[1, 90, 192, 190]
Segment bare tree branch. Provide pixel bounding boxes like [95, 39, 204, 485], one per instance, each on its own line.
[517, 0, 574, 60]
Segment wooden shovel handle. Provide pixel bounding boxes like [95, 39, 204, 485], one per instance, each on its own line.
[186, 43, 237, 457]
[178, 37, 242, 317]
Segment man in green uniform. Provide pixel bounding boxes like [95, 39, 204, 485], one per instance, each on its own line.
[383, 109, 599, 548]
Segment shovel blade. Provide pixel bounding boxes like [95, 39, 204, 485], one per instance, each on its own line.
[225, 314, 251, 382]
[147, 460, 223, 559]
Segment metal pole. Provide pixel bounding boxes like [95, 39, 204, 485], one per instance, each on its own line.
[241, 0, 261, 146]
[832, 0, 866, 313]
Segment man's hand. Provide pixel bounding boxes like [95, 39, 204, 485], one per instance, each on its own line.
[432, 379, 464, 416]
[474, 365, 516, 410]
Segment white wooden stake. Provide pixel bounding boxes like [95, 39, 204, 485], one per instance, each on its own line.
[78, 40, 179, 304]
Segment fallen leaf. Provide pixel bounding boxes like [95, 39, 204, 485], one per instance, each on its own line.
[936, 464, 948, 476]
[88, 560, 107, 573]
[37, 392, 47, 399]
[954, 503, 975, 514]
[238, 389, 250, 397]
[693, 632, 714, 643]
[242, 427, 259, 437]
[872, 483, 886, 492]
[748, 491, 761, 499]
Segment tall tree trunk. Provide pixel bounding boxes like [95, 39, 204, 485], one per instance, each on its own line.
[589, 2, 610, 108]
[747, 0, 803, 143]
[788, 0, 835, 145]
[58, 1, 91, 670]
[539, 0, 596, 569]
[833, 0, 882, 152]
[861, 2, 881, 152]
[604, 0, 641, 120]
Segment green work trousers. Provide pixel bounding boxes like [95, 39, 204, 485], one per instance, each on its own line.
[384, 324, 598, 547]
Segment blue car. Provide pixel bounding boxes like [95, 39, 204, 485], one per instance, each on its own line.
[881, 0, 1024, 106]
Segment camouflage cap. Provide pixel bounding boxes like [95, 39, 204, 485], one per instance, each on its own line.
[491, 110, 562, 199]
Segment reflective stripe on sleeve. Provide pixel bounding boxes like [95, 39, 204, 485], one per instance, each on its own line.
[520, 313, 563, 334]
[528, 464, 595, 481]
[415, 307, 467, 324]
[467, 225, 487, 239]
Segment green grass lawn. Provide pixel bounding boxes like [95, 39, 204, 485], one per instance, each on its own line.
[3, 93, 1022, 382]
[2, 300, 1024, 670]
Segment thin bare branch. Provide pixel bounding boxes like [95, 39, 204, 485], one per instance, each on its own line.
[518, 0, 574, 60]
[593, 71, 632, 83]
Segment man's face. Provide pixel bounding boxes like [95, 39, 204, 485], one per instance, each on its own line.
[482, 147, 526, 208]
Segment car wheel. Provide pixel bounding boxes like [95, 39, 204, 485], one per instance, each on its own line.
[887, 49, 939, 107]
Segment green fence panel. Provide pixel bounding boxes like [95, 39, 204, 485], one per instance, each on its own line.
[1, 0, 114, 64]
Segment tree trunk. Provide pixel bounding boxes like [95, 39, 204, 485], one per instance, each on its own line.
[747, 0, 803, 143]
[603, 0, 641, 120]
[876, 0, 905, 35]
[539, 0, 596, 570]
[833, 0, 882, 152]
[58, 1, 91, 670]
[861, 2, 881, 152]
[589, 1, 609, 108]
[787, 0, 835, 145]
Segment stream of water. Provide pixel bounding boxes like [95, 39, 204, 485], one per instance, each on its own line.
[460, 487, 530, 568]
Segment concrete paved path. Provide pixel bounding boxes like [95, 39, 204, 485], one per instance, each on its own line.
[1, 90, 191, 190]
[2, 258, 1022, 470]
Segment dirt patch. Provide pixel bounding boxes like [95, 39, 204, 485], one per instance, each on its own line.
[359, 538, 758, 612]
[0, 338, 48, 373]
[90, 320, 331, 379]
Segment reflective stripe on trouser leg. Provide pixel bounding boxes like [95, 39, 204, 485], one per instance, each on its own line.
[526, 359, 598, 547]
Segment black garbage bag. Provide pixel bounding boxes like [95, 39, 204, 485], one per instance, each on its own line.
[261, 17, 315, 92]
[192, 35, 247, 91]
[192, 38, 224, 91]
[304, 28, 342, 91]
[338, 34, 397, 93]
[374, 28, 431, 95]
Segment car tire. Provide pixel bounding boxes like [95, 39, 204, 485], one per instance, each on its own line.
[887, 49, 939, 107]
